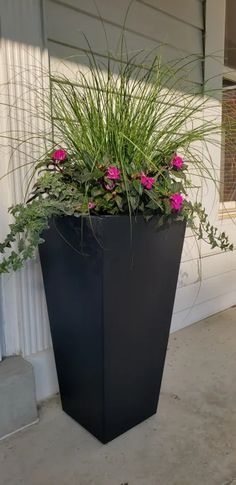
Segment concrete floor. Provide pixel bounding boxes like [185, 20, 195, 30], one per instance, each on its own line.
[1, 308, 236, 485]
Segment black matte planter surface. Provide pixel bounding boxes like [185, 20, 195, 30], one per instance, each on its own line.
[39, 215, 185, 443]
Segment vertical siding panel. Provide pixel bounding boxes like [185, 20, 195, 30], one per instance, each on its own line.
[0, 0, 52, 356]
[45, 0, 204, 85]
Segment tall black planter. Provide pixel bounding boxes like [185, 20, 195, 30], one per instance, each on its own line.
[39, 215, 185, 443]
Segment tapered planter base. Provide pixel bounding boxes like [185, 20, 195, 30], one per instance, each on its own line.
[39, 216, 185, 443]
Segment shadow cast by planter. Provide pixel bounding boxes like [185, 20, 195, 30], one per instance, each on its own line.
[39, 215, 185, 443]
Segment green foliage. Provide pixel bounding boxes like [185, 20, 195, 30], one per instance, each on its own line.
[0, 48, 233, 273]
[185, 202, 234, 251]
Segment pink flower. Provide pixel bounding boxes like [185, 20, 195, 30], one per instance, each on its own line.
[171, 155, 183, 170]
[105, 182, 115, 191]
[140, 172, 155, 190]
[170, 193, 183, 211]
[88, 202, 96, 210]
[107, 166, 120, 180]
[51, 149, 68, 162]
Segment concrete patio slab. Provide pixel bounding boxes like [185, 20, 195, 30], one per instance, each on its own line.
[0, 307, 236, 485]
[0, 356, 38, 440]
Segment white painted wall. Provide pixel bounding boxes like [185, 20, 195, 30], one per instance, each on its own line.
[0, 0, 51, 363]
[172, 0, 236, 331]
[0, 0, 235, 401]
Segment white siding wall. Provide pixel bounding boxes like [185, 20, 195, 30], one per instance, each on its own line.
[174, 0, 236, 331]
[0, 0, 235, 400]
[45, 0, 203, 84]
[0, 0, 51, 359]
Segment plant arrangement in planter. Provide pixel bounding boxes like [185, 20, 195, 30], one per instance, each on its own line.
[0, 48, 233, 442]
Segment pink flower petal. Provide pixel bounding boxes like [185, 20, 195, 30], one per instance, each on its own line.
[170, 193, 183, 211]
[107, 166, 121, 180]
[51, 149, 68, 162]
[171, 156, 183, 170]
[140, 172, 155, 190]
[88, 202, 96, 210]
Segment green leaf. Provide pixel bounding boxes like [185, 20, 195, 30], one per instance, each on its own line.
[133, 179, 142, 195]
[146, 200, 159, 210]
[91, 187, 104, 197]
[114, 195, 123, 210]
[129, 196, 139, 211]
